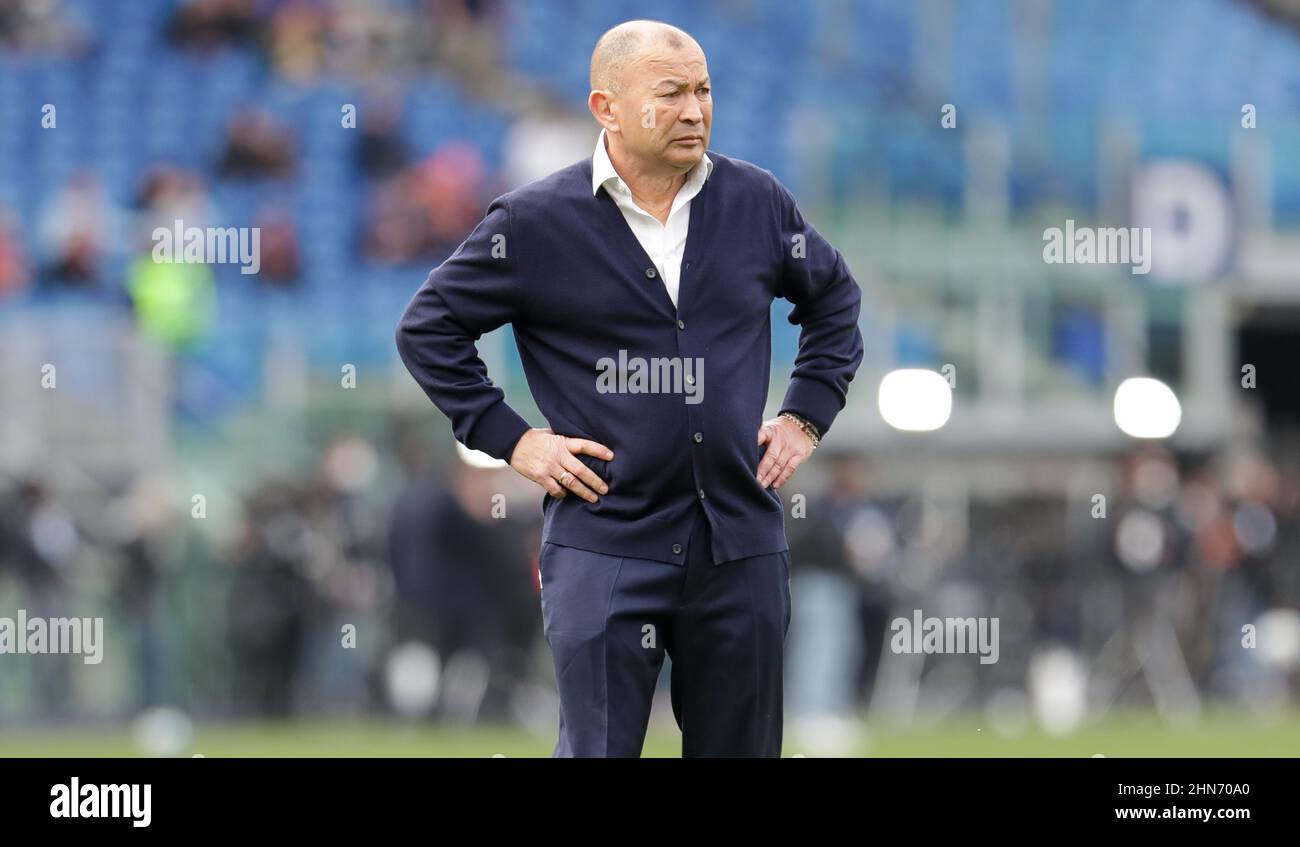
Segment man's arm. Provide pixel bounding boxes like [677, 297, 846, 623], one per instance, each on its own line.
[773, 180, 865, 438]
[395, 197, 533, 463]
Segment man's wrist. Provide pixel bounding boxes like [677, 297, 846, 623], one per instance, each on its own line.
[778, 411, 821, 448]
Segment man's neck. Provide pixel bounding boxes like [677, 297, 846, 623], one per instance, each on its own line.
[606, 133, 688, 224]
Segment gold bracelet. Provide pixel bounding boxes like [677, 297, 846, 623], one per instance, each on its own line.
[778, 412, 821, 449]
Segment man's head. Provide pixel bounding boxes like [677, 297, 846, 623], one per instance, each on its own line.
[588, 20, 711, 176]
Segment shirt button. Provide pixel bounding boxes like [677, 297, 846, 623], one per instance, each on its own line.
[677, 319, 685, 330]
[672, 543, 683, 555]
[693, 432, 703, 443]
[645, 267, 657, 278]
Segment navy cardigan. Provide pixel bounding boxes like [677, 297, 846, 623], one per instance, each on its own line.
[396, 152, 864, 564]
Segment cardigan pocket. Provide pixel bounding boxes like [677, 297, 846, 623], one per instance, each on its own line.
[574, 452, 613, 490]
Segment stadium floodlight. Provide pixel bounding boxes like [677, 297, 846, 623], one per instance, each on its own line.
[1113, 377, 1182, 439]
[877, 368, 952, 432]
[1256, 609, 1300, 670]
[456, 440, 507, 469]
[385, 642, 441, 718]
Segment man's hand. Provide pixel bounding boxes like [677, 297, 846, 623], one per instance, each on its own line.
[756, 416, 814, 489]
[509, 428, 613, 503]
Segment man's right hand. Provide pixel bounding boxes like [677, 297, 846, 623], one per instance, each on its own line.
[508, 428, 613, 503]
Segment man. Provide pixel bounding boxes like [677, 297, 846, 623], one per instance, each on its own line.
[396, 20, 864, 757]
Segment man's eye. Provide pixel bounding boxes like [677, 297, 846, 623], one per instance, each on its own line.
[698, 88, 710, 97]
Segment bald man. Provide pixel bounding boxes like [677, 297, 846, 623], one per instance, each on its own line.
[397, 20, 864, 756]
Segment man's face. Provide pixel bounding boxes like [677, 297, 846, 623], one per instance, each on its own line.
[616, 45, 711, 173]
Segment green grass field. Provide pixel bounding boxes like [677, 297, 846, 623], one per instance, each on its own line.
[3, 711, 1298, 757]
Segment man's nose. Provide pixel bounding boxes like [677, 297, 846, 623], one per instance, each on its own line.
[679, 98, 703, 124]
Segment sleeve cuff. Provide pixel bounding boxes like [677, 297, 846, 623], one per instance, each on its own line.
[467, 400, 532, 463]
[779, 376, 846, 439]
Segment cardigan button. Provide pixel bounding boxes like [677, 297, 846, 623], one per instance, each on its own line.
[677, 319, 685, 330]
[693, 432, 703, 443]
[645, 267, 657, 278]
[672, 543, 683, 555]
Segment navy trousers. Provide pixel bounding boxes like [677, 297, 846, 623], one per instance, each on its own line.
[537, 505, 791, 757]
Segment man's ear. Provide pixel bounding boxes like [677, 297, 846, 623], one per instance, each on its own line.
[588, 90, 619, 134]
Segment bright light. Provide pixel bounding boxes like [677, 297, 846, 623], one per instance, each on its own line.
[456, 440, 507, 469]
[1113, 377, 1182, 438]
[385, 642, 441, 717]
[1257, 609, 1300, 669]
[878, 369, 952, 432]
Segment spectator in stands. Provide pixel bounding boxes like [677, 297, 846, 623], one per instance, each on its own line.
[216, 106, 297, 182]
[37, 170, 124, 289]
[266, 0, 330, 81]
[324, 0, 410, 81]
[355, 94, 411, 180]
[413, 0, 504, 98]
[167, 0, 258, 53]
[411, 141, 490, 256]
[362, 171, 430, 264]
[0, 0, 92, 55]
[252, 204, 302, 287]
[132, 164, 217, 251]
[362, 141, 488, 264]
[126, 251, 216, 349]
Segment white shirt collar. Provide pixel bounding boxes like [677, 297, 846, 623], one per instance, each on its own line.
[591, 127, 713, 197]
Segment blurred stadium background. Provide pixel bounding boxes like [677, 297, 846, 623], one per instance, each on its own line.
[2, 0, 1300, 757]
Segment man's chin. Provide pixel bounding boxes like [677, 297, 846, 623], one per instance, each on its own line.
[666, 146, 706, 170]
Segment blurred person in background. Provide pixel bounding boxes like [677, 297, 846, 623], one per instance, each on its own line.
[362, 141, 491, 264]
[226, 481, 322, 718]
[251, 204, 302, 287]
[0, 478, 79, 720]
[104, 474, 176, 713]
[1091, 448, 1200, 715]
[167, 0, 258, 53]
[0, 0, 92, 55]
[216, 106, 298, 182]
[125, 253, 216, 350]
[37, 170, 123, 289]
[387, 431, 446, 651]
[355, 93, 412, 181]
[785, 453, 890, 730]
[411, 141, 491, 257]
[265, 0, 331, 81]
[387, 449, 540, 722]
[363, 169, 433, 264]
[414, 0, 505, 98]
[132, 164, 218, 246]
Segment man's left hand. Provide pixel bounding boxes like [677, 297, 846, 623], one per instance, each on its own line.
[756, 416, 814, 489]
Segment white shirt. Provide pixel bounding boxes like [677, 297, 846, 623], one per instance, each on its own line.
[591, 128, 713, 309]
